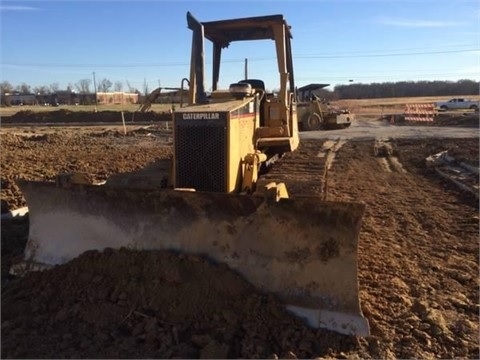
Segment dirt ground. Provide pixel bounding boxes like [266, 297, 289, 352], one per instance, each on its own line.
[2, 109, 172, 124]
[1, 114, 479, 358]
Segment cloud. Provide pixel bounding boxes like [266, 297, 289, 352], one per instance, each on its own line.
[0, 5, 38, 12]
[377, 17, 460, 28]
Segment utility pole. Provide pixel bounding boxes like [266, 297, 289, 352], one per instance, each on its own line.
[244, 58, 248, 80]
[144, 78, 149, 96]
[92, 71, 98, 112]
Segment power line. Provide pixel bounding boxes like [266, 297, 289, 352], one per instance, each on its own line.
[295, 48, 480, 59]
[296, 73, 480, 81]
[2, 48, 478, 69]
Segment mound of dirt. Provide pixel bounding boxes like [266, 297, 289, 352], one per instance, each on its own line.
[0, 130, 172, 213]
[434, 113, 479, 127]
[3, 110, 172, 124]
[1, 131, 478, 358]
[1, 248, 362, 359]
[383, 113, 479, 127]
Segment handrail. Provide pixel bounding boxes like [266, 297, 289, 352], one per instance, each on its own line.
[180, 78, 190, 108]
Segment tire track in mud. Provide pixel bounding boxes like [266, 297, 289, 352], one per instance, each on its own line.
[317, 139, 346, 200]
[328, 139, 479, 359]
[374, 139, 407, 174]
[377, 156, 407, 174]
[377, 157, 392, 173]
[387, 155, 407, 173]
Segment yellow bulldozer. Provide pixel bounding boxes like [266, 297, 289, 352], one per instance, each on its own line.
[15, 12, 369, 336]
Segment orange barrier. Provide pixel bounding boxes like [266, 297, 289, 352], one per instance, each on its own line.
[404, 103, 435, 122]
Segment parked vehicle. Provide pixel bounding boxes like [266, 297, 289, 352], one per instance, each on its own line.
[435, 98, 479, 111]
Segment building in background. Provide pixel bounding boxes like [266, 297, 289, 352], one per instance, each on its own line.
[2, 93, 37, 106]
[96, 92, 139, 105]
[1, 91, 81, 106]
[1, 91, 139, 106]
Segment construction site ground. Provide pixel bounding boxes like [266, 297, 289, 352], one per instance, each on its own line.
[1, 109, 479, 359]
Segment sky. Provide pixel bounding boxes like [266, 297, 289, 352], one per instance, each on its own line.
[1, 0, 479, 93]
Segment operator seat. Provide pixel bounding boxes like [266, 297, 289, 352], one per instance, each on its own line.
[239, 79, 265, 92]
[239, 79, 266, 125]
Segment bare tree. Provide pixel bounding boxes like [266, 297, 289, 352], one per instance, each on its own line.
[16, 83, 32, 94]
[33, 85, 50, 95]
[0, 81, 14, 94]
[114, 81, 123, 92]
[0, 81, 14, 105]
[75, 79, 91, 94]
[66, 83, 74, 92]
[126, 80, 133, 92]
[125, 80, 138, 93]
[49, 82, 60, 93]
[98, 78, 112, 92]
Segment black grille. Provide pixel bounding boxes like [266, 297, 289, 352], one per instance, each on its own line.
[175, 119, 227, 192]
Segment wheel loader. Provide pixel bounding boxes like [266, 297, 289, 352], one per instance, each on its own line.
[297, 83, 354, 131]
[14, 12, 369, 336]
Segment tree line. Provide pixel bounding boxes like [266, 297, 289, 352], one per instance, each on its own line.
[1, 79, 478, 99]
[326, 79, 479, 100]
[0, 79, 142, 95]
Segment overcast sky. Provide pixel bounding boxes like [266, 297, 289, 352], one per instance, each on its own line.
[1, 0, 479, 92]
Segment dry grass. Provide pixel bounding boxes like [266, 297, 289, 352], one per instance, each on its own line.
[335, 95, 480, 116]
[1, 95, 479, 118]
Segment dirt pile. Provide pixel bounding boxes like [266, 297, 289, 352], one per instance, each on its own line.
[1, 217, 28, 290]
[1, 125, 478, 358]
[388, 113, 479, 127]
[3, 110, 172, 124]
[329, 139, 479, 359]
[0, 130, 171, 213]
[1, 248, 362, 359]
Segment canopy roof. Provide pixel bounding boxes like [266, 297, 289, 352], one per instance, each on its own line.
[188, 13, 292, 48]
[297, 83, 330, 92]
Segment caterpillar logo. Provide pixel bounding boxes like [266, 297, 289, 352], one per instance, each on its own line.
[182, 113, 220, 120]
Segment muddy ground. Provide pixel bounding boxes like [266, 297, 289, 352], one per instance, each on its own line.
[388, 112, 479, 127]
[1, 116, 479, 358]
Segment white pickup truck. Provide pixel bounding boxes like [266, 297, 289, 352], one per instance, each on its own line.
[435, 98, 479, 111]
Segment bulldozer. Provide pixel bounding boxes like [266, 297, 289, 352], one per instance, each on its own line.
[14, 12, 369, 336]
[297, 83, 354, 131]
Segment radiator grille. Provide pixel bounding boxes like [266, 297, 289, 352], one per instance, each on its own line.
[175, 119, 227, 192]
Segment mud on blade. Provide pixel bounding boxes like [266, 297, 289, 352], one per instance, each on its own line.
[17, 180, 369, 336]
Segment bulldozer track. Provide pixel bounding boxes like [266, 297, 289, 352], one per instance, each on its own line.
[378, 157, 392, 173]
[387, 156, 407, 173]
[258, 139, 346, 198]
[377, 155, 407, 173]
[374, 139, 407, 174]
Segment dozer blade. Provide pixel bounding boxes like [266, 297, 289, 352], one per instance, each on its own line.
[16, 180, 369, 336]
